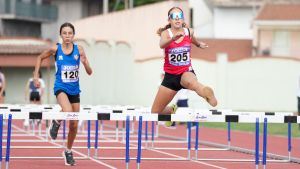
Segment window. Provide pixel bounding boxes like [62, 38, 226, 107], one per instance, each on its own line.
[271, 31, 290, 56]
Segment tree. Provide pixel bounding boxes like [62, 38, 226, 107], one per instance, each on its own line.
[110, 0, 165, 11]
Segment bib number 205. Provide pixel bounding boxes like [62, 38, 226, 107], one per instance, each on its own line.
[170, 52, 188, 62]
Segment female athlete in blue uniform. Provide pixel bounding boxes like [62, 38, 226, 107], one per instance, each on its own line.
[33, 22, 92, 166]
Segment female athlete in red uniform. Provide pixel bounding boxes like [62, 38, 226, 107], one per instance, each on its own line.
[151, 7, 217, 116]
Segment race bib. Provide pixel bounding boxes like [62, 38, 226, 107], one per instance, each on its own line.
[168, 46, 191, 66]
[61, 65, 79, 83]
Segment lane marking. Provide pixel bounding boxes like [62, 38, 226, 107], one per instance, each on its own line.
[11, 124, 117, 169]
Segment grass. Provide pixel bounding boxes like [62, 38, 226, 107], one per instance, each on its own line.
[199, 122, 300, 138]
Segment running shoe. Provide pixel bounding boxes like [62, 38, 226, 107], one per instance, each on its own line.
[48, 120, 60, 140]
[165, 104, 177, 127]
[62, 150, 76, 166]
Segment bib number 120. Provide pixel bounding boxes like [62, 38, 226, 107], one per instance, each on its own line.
[63, 70, 78, 79]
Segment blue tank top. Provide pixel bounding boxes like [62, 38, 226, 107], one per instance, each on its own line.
[29, 80, 38, 92]
[54, 43, 81, 95]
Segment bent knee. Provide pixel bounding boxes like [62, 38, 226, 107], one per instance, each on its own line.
[182, 81, 198, 90]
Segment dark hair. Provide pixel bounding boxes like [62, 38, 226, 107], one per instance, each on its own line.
[156, 7, 186, 36]
[167, 7, 183, 17]
[59, 22, 75, 35]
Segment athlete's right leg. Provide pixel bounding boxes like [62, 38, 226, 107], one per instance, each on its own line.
[49, 92, 72, 140]
[151, 85, 177, 114]
[56, 92, 73, 118]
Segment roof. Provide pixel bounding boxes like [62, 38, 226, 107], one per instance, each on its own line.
[208, 0, 263, 7]
[0, 37, 54, 67]
[192, 39, 253, 62]
[255, 4, 300, 20]
[0, 37, 52, 54]
[208, 0, 300, 7]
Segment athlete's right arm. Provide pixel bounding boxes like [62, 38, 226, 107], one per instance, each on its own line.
[33, 45, 57, 87]
[159, 30, 184, 49]
[159, 30, 173, 49]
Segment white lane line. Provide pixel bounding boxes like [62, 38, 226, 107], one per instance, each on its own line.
[11, 124, 117, 169]
[147, 147, 228, 169]
[101, 135, 228, 169]
[11, 123, 228, 169]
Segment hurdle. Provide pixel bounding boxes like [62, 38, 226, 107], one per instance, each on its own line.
[0, 104, 300, 169]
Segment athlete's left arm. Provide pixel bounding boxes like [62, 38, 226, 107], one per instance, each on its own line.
[0, 73, 5, 96]
[190, 28, 208, 49]
[78, 45, 93, 75]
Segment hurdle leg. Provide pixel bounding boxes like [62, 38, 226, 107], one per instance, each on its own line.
[87, 120, 91, 157]
[38, 120, 42, 136]
[151, 121, 154, 148]
[100, 120, 103, 137]
[81, 120, 85, 133]
[5, 114, 12, 169]
[45, 120, 48, 140]
[122, 121, 125, 143]
[94, 120, 99, 158]
[136, 116, 143, 169]
[125, 116, 130, 169]
[45, 119, 49, 129]
[62, 120, 66, 147]
[194, 122, 199, 160]
[227, 121, 231, 148]
[155, 121, 159, 137]
[145, 121, 148, 148]
[115, 121, 119, 141]
[31, 119, 35, 135]
[262, 118, 268, 169]
[288, 122, 291, 161]
[255, 118, 259, 169]
[131, 120, 135, 134]
[187, 122, 191, 160]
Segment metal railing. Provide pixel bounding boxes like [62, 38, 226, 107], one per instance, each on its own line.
[0, 0, 57, 22]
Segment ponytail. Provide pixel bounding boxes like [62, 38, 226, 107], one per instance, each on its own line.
[157, 24, 171, 36]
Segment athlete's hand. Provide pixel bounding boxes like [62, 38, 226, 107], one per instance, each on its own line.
[198, 42, 208, 49]
[172, 32, 184, 41]
[33, 78, 40, 88]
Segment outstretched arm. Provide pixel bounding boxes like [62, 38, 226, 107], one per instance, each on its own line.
[190, 28, 208, 49]
[34, 45, 57, 87]
[78, 45, 92, 75]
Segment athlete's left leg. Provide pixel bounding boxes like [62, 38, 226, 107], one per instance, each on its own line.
[180, 71, 217, 107]
[67, 103, 79, 150]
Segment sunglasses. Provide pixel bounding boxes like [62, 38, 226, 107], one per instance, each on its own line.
[169, 12, 184, 20]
